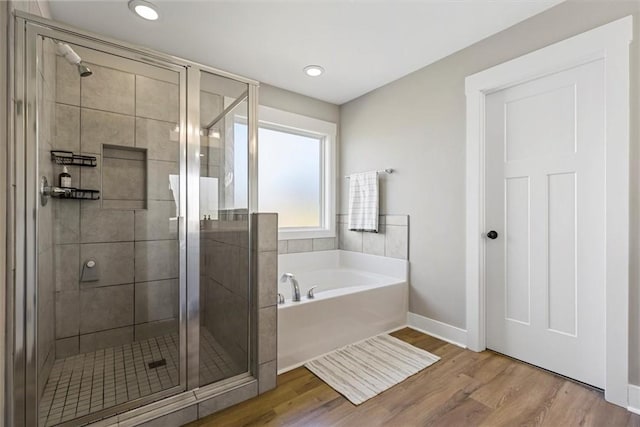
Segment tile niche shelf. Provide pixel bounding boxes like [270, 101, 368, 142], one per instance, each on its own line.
[49, 150, 100, 200]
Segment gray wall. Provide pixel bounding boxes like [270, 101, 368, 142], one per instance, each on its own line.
[339, 0, 640, 383]
[260, 83, 340, 124]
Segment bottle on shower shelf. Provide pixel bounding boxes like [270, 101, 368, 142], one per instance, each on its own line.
[59, 166, 72, 188]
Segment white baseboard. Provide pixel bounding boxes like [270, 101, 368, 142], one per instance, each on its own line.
[407, 312, 467, 348]
[628, 384, 640, 414]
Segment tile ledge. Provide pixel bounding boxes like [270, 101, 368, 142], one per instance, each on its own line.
[193, 374, 256, 401]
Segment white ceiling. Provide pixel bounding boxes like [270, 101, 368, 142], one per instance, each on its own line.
[48, 0, 562, 105]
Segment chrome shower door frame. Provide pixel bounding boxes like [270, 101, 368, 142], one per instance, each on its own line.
[11, 15, 192, 427]
[184, 67, 260, 389]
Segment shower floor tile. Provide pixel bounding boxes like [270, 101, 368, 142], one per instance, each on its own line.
[39, 329, 239, 427]
[199, 331, 244, 385]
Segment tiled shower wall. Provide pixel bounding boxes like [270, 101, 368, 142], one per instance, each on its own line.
[201, 212, 250, 378]
[278, 214, 410, 260]
[37, 37, 57, 397]
[52, 52, 181, 358]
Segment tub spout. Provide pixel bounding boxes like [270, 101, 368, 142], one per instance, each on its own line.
[280, 273, 301, 302]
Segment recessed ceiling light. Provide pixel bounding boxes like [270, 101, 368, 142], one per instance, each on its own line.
[304, 65, 324, 77]
[129, 0, 159, 21]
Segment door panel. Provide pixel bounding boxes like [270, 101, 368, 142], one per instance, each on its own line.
[505, 84, 576, 162]
[547, 172, 576, 336]
[485, 59, 605, 388]
[505, 176, 530, 325]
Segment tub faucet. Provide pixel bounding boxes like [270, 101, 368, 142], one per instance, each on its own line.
[307, 286, 318, 299]
[280, 273, 301, 302]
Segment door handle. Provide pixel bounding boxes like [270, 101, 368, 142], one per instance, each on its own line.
[487, 230, 498, 239]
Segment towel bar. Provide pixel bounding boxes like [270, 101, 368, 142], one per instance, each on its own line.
[345, 168, 393, 179]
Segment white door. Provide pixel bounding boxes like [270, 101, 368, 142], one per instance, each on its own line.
[485, 58, 606, 388]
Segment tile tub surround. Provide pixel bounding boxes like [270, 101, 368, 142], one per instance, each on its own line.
[53, 53, 181, 358]
[277, 214, 409, 260]
[278, 237, 337, 254]
[338, 214, 409, 260]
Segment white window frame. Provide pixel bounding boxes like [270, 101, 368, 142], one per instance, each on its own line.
[258, 106, 337, 240]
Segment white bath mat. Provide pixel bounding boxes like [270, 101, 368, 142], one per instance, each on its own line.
[304, 334, 440, 405]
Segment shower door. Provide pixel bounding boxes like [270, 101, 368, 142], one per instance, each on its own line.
[194, 71, 252, 387]
[13, 20, 188, 427]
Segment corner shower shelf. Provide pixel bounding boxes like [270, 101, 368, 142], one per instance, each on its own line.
[50, 150, 97, 167]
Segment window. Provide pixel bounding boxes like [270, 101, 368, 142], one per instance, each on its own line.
[259, 127, 321, 228]
[258, 106, 336, 239]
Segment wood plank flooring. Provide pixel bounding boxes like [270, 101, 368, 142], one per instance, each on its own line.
[187, 328, 640, 427]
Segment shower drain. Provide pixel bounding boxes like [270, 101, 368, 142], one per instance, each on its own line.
[148, 358, 167, 369]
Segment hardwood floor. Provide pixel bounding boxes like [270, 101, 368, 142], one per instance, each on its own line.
[187, 328, 640, 426]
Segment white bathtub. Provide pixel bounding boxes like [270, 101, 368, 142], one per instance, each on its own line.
[277, 250, 408, 373]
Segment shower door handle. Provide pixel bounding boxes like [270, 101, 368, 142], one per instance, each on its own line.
[175, 215, 185, 236]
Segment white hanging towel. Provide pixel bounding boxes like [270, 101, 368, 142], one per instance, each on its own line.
[348, 171, 379, 232]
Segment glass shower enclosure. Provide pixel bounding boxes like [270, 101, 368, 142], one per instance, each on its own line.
[9, 14, 258, 427]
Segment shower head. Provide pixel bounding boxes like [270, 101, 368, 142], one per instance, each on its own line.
[77, 63, 93, 77]
[56, 42, 92, 77]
